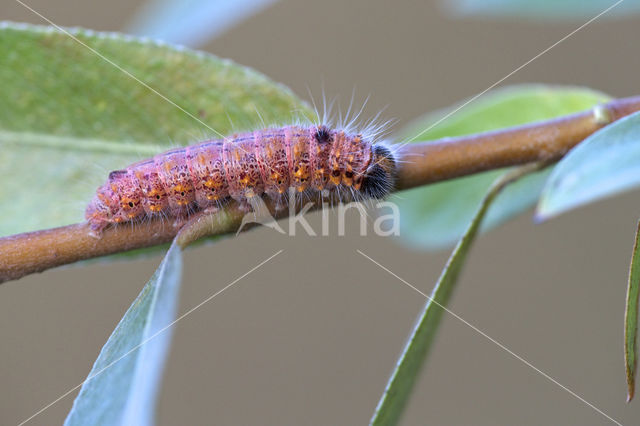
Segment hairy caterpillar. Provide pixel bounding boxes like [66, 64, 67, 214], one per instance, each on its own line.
[85, 124, 397, 234]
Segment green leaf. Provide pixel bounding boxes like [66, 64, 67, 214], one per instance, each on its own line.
[444, 0, 639, 20]
[0, 22, 310, 237]
[625, 220, 640, 402]
[396, 84, 610, 250]
[65, 242, 183, 426]
[371, 163, 545, 426]
[537, 110, 640, 220]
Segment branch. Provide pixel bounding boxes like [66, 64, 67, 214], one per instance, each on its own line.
[395, 95, 640, 189]
[2, 95, 640, 283]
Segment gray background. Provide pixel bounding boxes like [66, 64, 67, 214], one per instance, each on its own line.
[2, 0, 640, 424]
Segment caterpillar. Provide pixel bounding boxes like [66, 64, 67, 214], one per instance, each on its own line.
[85, 124, 397, 234]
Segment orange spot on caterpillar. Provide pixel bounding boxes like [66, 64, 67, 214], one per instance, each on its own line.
[330, 168, 341, 185]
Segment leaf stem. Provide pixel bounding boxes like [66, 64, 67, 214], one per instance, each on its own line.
[1, 95, 640, 283]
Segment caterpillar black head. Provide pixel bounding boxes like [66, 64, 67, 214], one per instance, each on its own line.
[360, 144, 396, 199]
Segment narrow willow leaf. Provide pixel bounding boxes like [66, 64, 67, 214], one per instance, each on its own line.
[0, 22, 310, 237]
[65, 242, 183, 426]
[537, 111, 640, 220]
[625, 220, 640, 402]
[371, 163, 545, 426]
[397, 84, 610, 250]
[444, 0, 639, 20]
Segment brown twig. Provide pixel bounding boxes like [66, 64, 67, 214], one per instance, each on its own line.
[395, 95, 640, 189]
[2, 95, 640, 283]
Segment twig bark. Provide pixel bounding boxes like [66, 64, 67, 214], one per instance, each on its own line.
[395, 95, 640, 189]
[2, 95, 640, 283]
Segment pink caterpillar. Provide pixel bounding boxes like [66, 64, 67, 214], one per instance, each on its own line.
[86, 125, 396, 234]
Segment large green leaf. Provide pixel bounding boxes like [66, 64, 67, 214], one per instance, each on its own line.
[537, 111, 640, 219]
[369, 164, 545, 425]
[444, 0, 638, 20]
[65, 241, 182, 426]
[396, 85, 610, 250]
[0, 22, 309, 237]
[626, 220, 640, 402]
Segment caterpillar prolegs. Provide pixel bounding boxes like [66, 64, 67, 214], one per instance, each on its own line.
[85, 125, 397, 234]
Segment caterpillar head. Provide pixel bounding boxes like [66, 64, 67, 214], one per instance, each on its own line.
[359, 144, 396, 199]
[85, 189, 115, 234]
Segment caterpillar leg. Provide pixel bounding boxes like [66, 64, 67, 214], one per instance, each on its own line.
[172, 215, 188, 229]
[273, 194, 287, 212]
[237, 199, 252, 213]
[202, 205, 220, 215]
[87, 221, 108, 239]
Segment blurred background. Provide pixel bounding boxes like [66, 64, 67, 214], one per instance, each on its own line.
[2, 0, 640, 424]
